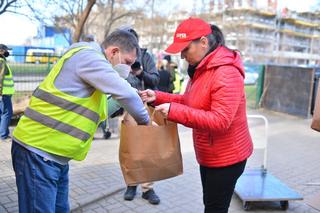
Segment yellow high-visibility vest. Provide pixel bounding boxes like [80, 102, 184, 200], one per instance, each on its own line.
[13, 46, 107, 160]
[0, 58, 15, 95]
[173, 70, 182, 94]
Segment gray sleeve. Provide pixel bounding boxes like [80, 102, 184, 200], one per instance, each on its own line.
[75, 49, 149, 125]
[141, 52, 159, 87]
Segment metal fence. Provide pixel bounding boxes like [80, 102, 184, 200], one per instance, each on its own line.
[7, 55, 320, 120]
[8, 55, 266, 111]
[8, 54, 59, 102]
[244, 64, 265, 109]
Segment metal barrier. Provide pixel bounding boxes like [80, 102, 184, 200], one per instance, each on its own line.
[245, 64, 265, 109]
[7, 54, 59, 102]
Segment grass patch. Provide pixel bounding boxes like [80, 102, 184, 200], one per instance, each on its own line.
[245, 84, 257, 109]
[8, 63, 53, 74]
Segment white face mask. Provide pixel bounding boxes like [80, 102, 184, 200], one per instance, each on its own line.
[113, 63, 131, 79]
[113, 52, 131, 79]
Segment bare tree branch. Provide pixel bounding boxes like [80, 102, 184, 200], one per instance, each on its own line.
[0, 0, 18, 15]
[24, 0, 47, 24]
[103, 0, 139, 38]
[103, 9, 139, 38]
[64, 1, 77, 27]
[114, 11, 137, 22]
[53, 24, 72, 45]
[6, 9, 36, 21]
[24, 0, 97, 44]
[101, 0, 115, 39]
[58, 1, 75, 17]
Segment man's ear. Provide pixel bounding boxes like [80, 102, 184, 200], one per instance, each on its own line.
[110, 47, 120, 56]
[200, 36, 209, 48]
[105, 46, 119, 56]
[104, 46, 119, 61]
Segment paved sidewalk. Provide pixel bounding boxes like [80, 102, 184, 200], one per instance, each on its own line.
[1, 110, 320, 213]
[0, 131, 126, 213]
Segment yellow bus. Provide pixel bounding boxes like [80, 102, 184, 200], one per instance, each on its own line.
[25, 49, 58, 64]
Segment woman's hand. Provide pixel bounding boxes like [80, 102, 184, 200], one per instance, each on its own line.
[139, 89, 156, 103]
[155, 103, 171, 118]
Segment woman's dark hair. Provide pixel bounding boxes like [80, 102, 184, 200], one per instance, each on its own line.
[188, 24, 235, 79]
[205, 24, 240, 57]
[206, 24, 225, 53]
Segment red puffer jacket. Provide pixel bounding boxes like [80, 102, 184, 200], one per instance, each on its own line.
[154, 46, 253, 167]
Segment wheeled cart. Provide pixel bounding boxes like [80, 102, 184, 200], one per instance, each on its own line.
[234, 115, 303, 211]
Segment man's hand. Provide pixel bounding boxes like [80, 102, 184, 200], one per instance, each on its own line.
[139, 89, 156, 103]
[155, 103, 171, 118]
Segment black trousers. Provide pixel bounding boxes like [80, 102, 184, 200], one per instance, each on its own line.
[200, 160, 247, 213]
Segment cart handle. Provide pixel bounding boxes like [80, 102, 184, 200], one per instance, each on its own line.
[247, 114, 269, 171]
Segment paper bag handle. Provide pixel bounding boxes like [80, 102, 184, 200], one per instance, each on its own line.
[144, 103, 167, 126]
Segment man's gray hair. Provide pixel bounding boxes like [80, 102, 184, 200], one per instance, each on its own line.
[102, 30, 140, 57]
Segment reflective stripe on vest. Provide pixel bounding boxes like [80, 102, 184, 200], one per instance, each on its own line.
[24, 107, 91, 141]
[13, 46, 107, 160]
[32, 88, 100, 124]
[0, 58, 15, 95]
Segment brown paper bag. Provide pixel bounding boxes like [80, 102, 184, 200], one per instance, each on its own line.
[119, 107, 183, 185]
[311, 83, 320, 132]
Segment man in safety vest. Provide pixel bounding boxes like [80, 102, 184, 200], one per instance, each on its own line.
[11, 30, 150, 212]
[0, 44, 14, 143]
[172, 64, 184, 94]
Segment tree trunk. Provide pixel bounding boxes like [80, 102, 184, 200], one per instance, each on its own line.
[72, 0, 96, 43]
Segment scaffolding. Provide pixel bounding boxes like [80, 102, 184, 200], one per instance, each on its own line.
[208, 0, 320, 65]
[134, 0, 320, 66]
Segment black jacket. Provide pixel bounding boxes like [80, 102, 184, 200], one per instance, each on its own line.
[158, 68, 172, 93]
[127, 48, 159, 90]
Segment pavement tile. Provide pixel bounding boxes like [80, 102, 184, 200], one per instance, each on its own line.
[1, 111, 320, 213]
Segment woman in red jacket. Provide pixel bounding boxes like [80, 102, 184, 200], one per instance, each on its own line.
[140, 17, 253, 213]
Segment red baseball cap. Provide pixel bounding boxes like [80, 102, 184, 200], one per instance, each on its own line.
[165, 17, 212, 54]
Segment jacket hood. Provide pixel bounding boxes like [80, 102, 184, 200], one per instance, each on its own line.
[197, 46, 245, 78]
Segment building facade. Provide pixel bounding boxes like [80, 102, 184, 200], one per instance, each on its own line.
[136, 0, 320, 66]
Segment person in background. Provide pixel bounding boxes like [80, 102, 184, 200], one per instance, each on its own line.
[158, 60, 172, 93]
[81, 34, 95, 42]
[11, 30, 149, 212]
[0, 44, 14, 143]
[171, 63, 184, 94]
[140, 17, 253, 213]
[120, 27, 161, 205]
[163, 55, 176, 93]
[125, 28, 160, 91]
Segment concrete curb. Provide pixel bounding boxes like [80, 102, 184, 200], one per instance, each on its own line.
[70, 186, 125, 212]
